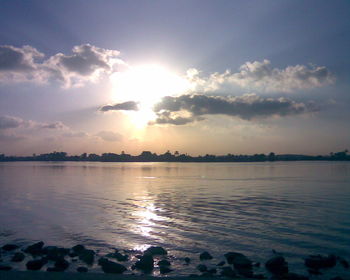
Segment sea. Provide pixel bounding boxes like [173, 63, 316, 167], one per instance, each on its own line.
[0, 161, 349, 278]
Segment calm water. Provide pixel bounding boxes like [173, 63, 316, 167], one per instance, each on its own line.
[0, 161, 349, 277]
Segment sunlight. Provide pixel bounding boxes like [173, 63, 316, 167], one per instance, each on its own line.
[110, 64, 191, 128]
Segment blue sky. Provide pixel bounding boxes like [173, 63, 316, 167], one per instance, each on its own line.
[0, 0, 349, 155]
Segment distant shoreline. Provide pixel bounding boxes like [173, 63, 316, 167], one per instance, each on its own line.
[1, 150, 349, 163]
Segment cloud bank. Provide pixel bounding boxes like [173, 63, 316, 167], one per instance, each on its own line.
[151, 94, 317, 125]
[190, 59, 334, 93]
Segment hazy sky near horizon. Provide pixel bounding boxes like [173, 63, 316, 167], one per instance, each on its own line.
[0, 0, 349, 156]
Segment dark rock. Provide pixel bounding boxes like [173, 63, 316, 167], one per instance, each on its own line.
[216, 261, 225, 266]
[2, 244, 19, 251]
[184, 257, 191, 264]
[224, 252, 253, 269]
[26, 258, 48, 270]
[196, 264, 207, 272]
[0, 265, 12, 271]
[200, 251, 213, 260]
[254, 262, 261, 267]
[207, 268, 217, 274]
[144, 246, 167, 256]
[265, 255, 288, 275]
[11, 252, 25, 262]
[201, 272, 214, 277]
[99, 258, 127, 274]
[43, 246, 69, 261]
[47, 267, 62, 272]
[158, 259, 171, 266]
[69, 252, 78, 257]
[77, 266, 88, 273]
[53, 258, 69, 271]
[24, 241, 44, 255]
[330, 277, 344, 280]
[135, 254, 143, 259]
[106, 251, 129, 262]
[189, 274, 199, 277]
[220, 266, 236, 278]
[237, 267, 253, 278]
[252, 274, 266, 279]
[304, 254, 336, 269]
[338, 257, 349, 269]
[72, 244, 86, 254]
[159, 266, 173, 274]
[134, 254, 154, 272]
[79, 249, 95, 265]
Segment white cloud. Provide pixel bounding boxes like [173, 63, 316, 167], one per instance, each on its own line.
[189, 59, 334, 93]
[96, 130, 123, 142]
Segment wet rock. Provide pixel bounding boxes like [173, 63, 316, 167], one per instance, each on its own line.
[1, 244, 19, 251]
[184, 257, 191, 264]
[53, 258, 69, 271]
[11, 252, 25, 262]
[338, 257, 349, 269]
[43, 246, 69, 261]
[77, 266, 88, 273]
[158, 259, 171, 266]
[224, 252, 253, 269]
[160, 266, 173, 274]
[220, 266, 236, 278]
[254, 262, 261, 267]
[99, 258, 127, 274]
[72, 244, 86, 254]
[201, 271, 214, 277]
[196, 264, 207, 272]
[252, 274, 266, 279]
[144, 246, 167, 256]
[106, 251, 129, 262]
[200, 251, 213, 260]
[189, 274, 199, 277]
[0, 265, 12, 271]
[308, 268, 322, 275]
[26, 258, 48, 270]
[216, 261, 225, 266]
[24, 241, 44, 255]
[79, 249, 95, 265]
[265, 255, 288, 275]
[304, 254, 336, 269]
[330, 277, 344, 280]
[281, 273, 309, 280]
[207, 268, 217, 274]
[134, 254, 154, 272]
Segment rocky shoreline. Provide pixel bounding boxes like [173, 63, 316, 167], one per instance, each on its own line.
[0, 242, 348, 280]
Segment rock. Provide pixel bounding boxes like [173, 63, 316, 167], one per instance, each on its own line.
[134, 254, 154, 272]
[265, 255, 288, 275]
[26, 258, 48, 270]
[199, 251, 213, 260]
[184, 257, 191, 264]
[43, 246, 69, 261]
[24, 241, 44, 255]
[144, 246, 167, 256]
[330, 277, 344, 280]
[282, 273, 308, 280]
[196, 264, 207, 272]
[304, 254, 336, 269]
[207, 268, 217, 274]
[252, 274, 266, 279]
[308, 268, 322, 275]
[11, 252, 25, 262]
[220, 266, 236, 278]
[160, 266, 173, 274]
[254, 262, 261, 267]
[99, 258, 127, 274]
[224, 252, 253, 269]
[338, 257, 349, 269]
[1, 244, 19, 251]
[79, 249, 95, 265]
[72, 244, 86, 254]
[77, 266, 88, 273]
[216, 261, 225, 266]
[47, 267, 63, 272]
[106, 251, 128, 262]
[158, 259, 171, 266]
[0, 265, 12, 271]
[53, 258, 69, 271]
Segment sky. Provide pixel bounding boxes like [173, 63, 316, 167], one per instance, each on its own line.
[0, 0, 349, 156]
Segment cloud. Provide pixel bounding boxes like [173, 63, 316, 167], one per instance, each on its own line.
[190, 60, 334, 93]
[63, 131, 88, 138]
[151, 94, 317, 125]
[0, 44, 123, 87]
[0, 115, 24, 129]
[100, 101, 139, 112]
[96, 130, 123, 142]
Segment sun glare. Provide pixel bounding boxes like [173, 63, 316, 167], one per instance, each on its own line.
[110, 64, 191, 128]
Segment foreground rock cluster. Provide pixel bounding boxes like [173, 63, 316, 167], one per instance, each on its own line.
[0, 242, 348, 280]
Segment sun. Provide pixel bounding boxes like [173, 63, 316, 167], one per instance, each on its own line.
[110, 64, 190, 128]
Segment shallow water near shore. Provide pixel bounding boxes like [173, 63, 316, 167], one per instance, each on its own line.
[0, 161, 349, 278]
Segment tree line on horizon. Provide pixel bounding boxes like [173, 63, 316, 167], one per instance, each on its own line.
[0, 150, 349, 162]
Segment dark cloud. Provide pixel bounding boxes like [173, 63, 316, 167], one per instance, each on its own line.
[0, 115, 24, 129]
[100, 101, 139, 112]
[0, 45, 43, 72]
[151, 94, 317, 125]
